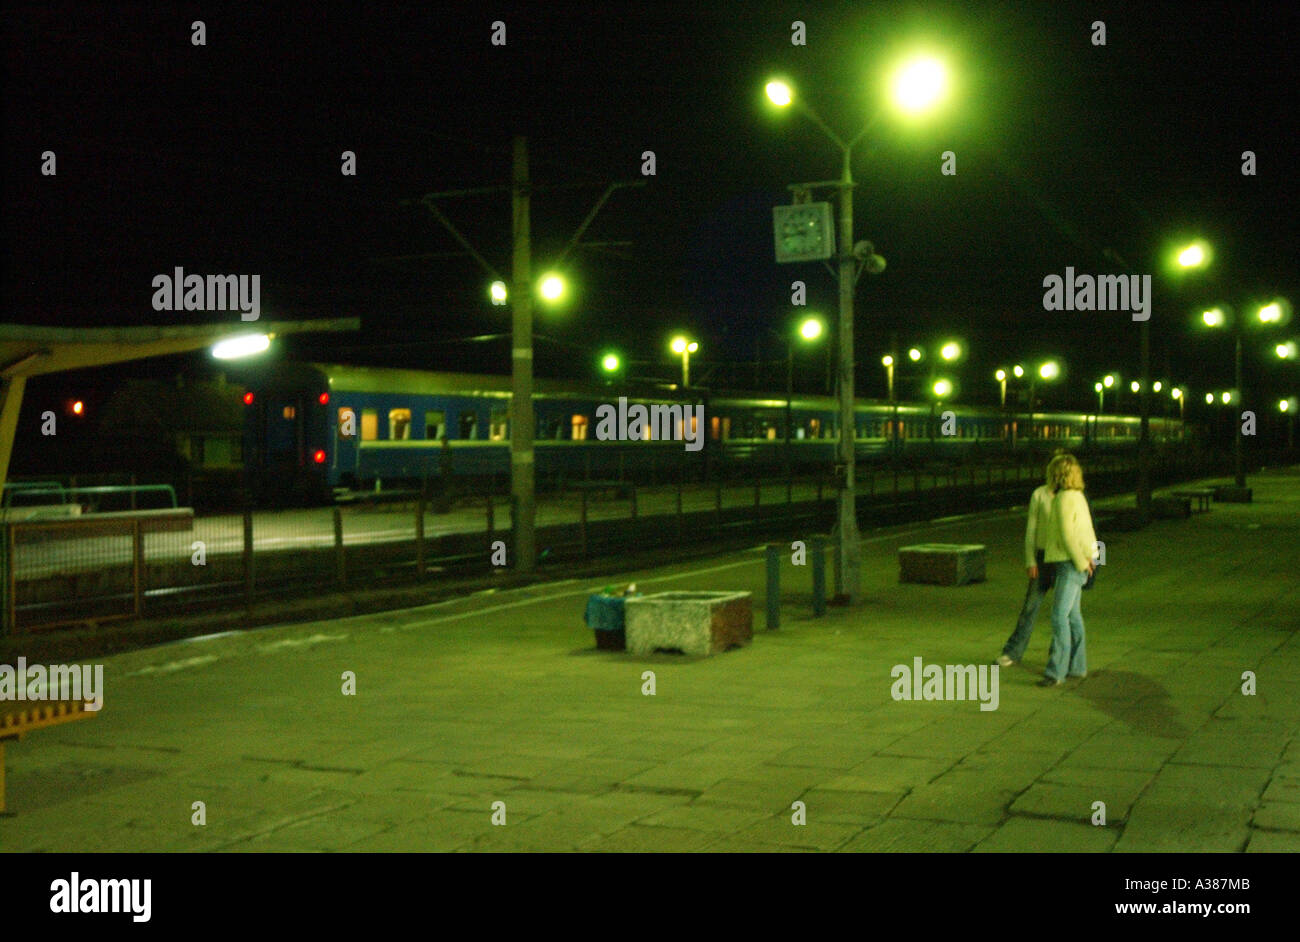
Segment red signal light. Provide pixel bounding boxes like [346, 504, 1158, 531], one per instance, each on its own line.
[313, 449, 326, 464]
[318, 392, 330, 405]
[72, 400, 84, 415]
[243, 392, 255, 405]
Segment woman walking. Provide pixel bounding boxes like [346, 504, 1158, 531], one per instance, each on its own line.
[996, 453, 1069, 667]
[1040, 455, 1097, 687]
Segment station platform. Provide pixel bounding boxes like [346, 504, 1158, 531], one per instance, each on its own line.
[2, 468, 1297, 852]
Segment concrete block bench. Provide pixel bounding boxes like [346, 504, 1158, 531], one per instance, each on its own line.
[1212, 485, 1253, 503]
[1171, 488, 1214, 512]
[1152, 496, 1192, 519]
[624, 591, 752, 656]
[899, 543, 986, 586]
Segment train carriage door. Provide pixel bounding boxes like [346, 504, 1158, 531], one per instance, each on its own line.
[266, 396, 304, 467]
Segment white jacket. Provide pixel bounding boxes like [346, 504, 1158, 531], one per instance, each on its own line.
[1044, 489, 1097, 572]
[1023, 484, 1055, 568]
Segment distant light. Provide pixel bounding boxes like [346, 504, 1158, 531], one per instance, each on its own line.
[1013, 364, 1024, 378]
[1172, 388, 1182, 400]
[940, 342, 961, 361]
[1177, 243, 1206, 269]
[765, 80, 793, 107]
[212, 334, 271, 360]
[1222, 391, 1233, 404]
[996, 369, 1006, 382]
[243, 392, 255, 405]
[1094, 382, 1102, 392]
[601, 353, 621, 373]
[1202, 308, 1225, 328]
[489, 281, 508, 305]
[671, 336, 688, 354]
[1038, 361, 1059, 381]
[1258, 302, 1282, 323]
[313, 449, 326, 464]
[1130, 380, 1140, 393]
[799, 318, 823, 341]
[70, 400, 84, 416]
[882, 355, 894, 367]
[892, 57, 949, 114]
[1103, 374, 1115, 388]
[539, 274, 565, 302]
[1153, 381, 1163, 393]
[932, 379, 952, 398]
[1277, 341, 1297, 359]
[1281, 399, 1291, 413]
[318, 392, 330, 405]
[687, 342, 698, 353]
[908, 348, 923, 362]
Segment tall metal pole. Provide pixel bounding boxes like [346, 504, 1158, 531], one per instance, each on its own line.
[835, 148, 861, 601]
[1234, 328, 1245, 487]
[510, 136, 536, 572]
[1137, 319, 1151, 522]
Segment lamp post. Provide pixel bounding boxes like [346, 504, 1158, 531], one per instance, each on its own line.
[1281, 397, 1296, 450]
[996, 369, 1008, 408]
[763, 57, 949, 603]
[671, 335, 698, 387]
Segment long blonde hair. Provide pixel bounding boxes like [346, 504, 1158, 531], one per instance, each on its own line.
[1045, 453, 1073, 490]
[1051, 455, 1085, 491]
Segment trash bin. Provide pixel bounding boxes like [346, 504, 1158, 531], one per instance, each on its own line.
[585, 592, 634, 650]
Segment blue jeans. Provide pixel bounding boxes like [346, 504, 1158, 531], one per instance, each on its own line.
[1045, 562, 1088, 681]
[1002, 576, 1049, 661]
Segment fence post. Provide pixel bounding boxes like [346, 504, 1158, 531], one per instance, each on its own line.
[487, 496, 495, 553]
[754, 480, 762, 528]
[415, 499, 426, 578]
[131, 517, 144, 617]
[630, 483, 638, 521]
[810, 534, 827, 617]
[676, 477, 684, 544]
[242, 510, 254, 607]
[333, 507, 345, 588]
[765, 543, 781, 630]
[2, 523, 13, 635]
[715, 480, 723, 538]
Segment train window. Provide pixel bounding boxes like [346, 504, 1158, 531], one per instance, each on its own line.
[571, 415, 589, 440]
[424, 410, 446, 440]
[490, 410, 508, 441]
[282, 406, 296, 420]
[710, 416, 720, 440]
[459, 412, 478, 440]
[389, 408, 412, 441]
[361, 410, 378, 441]
[808, 418, 820, 439]
[338, 408, 357, 439]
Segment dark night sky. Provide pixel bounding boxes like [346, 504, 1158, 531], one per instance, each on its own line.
[3, 0, 1298, 416]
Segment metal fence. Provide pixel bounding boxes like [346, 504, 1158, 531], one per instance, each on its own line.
[0, 447, 1265, 633]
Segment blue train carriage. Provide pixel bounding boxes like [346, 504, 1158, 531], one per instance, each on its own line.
[244, 363, 710, 500]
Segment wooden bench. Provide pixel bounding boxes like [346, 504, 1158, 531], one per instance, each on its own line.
[899, 543, 987, 586]
[0, 701, 98, 813]
[1171, 488, 1214, 512]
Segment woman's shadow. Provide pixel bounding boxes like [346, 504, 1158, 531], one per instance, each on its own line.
[1071, 669, 1189, 738]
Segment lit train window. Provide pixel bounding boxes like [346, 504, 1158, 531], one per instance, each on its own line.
[425, 410, 445, 440]
[571, 415, 589, 440]
[338, 408, 357, 438]
[282, 406, 296, 420]
[490, 410, 508, 441]
[710, 416, 721, 440]
[389, 408, 412, 441]
[808, 418, 820, 438]
[361, 410, 378, 441]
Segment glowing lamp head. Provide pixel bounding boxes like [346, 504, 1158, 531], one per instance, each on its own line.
[1177, 243, 1206, 269]
[908, 347, 923, 362]
[1202, 308, 1225, 328]
[882, 355, 894, 367]
[1280, 399, 1290, 413]
[1103, 374, 1115, 388]
[687, 342, 698, 353]
[1038, 361, 1059, 381]
[1130, 381, 1140, 393]
[765, 80, 793, 107]
[1222, 391, 1233, 404]
[601, 353, 620, 373]
[1172, 388, 1182, 400]
[72, 400, 84, 415]
[313, 450, 326, 464]
[1094, 382, 1102, 393]
[212, 334, 271, 360]
[539, 274, 565, 302]
[799, 318, 823, 341]
[1013, 364, 1024, 378]
[1277, 341, 1297, 360]
[671, 336, 688, 354]
[996, 369, 1007, 382]
[932, 379, 952, 398]
[1259, 302, 1282, 323]
[1205, 393, 1215, 405]
[892, 57, 949, 114]
[940, 342, 961, 361]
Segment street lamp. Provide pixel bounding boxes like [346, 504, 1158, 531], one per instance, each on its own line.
[670, 336, 698, 387]
[762, 55, 951, 603]
[600, 352, 621, 377]
[1094, 382, 1104, 414]
[1277, 341, 1297, 360]
[489, 281, 508, 305]
[211, 334, 272, 359]
[996, 369, 1008, 407]
[1172, 386, 1185, 423]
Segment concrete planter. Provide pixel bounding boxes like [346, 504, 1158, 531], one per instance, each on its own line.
[623, 591, 752, 656]
[898, 543, 987, 586]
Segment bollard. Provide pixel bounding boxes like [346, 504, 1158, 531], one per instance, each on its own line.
[675, 478, 684, 543]
[132, 518, 144, 617]
[415, 499, 426, 578]
[243, 509, 254, 606]
[333, 507, 346, 587]
[810, 534, 827, 617]
[580, 488, 589, 557]
[765, 542, 781, 630]
[715, 480, 724, 538]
